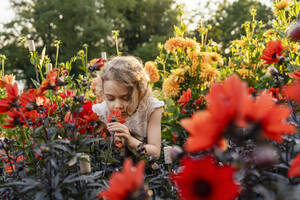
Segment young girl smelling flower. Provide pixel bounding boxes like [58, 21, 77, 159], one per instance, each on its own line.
[92, 56, 164, 158]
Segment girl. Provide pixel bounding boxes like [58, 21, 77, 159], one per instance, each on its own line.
[92, 56, 164, 158]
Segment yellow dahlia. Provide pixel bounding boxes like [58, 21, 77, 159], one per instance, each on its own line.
[263, 29, 276, 37]
[164, 37, 199, 53]
[275, 0, 291, 13]
[209, 53, 223, 65]
[237, 68, 253, 79]
[144, 61, 160, 83]
[199, 66, 220, 83]
[171, 68, 186, 83]
[162, 76, 180, 97]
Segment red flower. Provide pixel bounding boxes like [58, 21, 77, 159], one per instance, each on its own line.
[178, 88, 192, 107]
[248, 87, 257, 96]
[206, 74, 248, 129]
[259, 40, 284, 65]
[64, 111, 74, 124]
[283, 81, 300, 104]
[36, 69, 59, 95]
[288, 153, 300, 178]
[288, 70, 300, 80]
[59, 90, 75, 99]
[98, 158, 145, 200]
[171, 156, 240, 200]
[107, 109, 126, 124]
[76, 100, 99, 133]
[2, 109, 24, 128]
[91, 58, 104, 71]
[244, 92, 296, 142]
[19, 89, 37, 111]
[0, 83, 19, 113]
[172, 133, 177, 143]
[180, 75, 248, 152]
[181, 111, 222, 152]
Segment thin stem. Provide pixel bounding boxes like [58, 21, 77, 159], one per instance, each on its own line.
[55, 44, 59, 68]
[1, 59, 4, 78]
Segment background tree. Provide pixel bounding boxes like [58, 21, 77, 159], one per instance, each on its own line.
[193, 0, 274, 54]
[0, 0, 178, 85]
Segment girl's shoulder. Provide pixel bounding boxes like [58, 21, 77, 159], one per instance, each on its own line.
[138, 96, 164, 116]
[92, 101, 109, 123]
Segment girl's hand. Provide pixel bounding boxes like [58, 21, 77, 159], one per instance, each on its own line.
[107, 122, 131, 142]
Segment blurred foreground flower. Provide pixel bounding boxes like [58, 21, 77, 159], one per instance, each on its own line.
[98, 158, 147, 200]
[171, 156, 240, 200]
[288, 153, 300, 178]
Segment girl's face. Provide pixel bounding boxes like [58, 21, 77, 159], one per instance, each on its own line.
[103, 80, 138, 117]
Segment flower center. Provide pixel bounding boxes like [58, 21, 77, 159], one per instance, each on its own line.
[194, 179, 212, 197]
[272, 53, 277, 59]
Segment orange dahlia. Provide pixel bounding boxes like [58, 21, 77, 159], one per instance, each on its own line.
[144, 61, 160, 83]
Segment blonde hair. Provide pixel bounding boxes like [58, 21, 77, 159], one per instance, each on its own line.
[95, 56, 151, 115]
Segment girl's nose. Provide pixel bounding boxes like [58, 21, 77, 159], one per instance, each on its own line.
[114, 99, 123, 110]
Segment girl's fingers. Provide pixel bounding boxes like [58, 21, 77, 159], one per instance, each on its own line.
[115, 133, 129, 139]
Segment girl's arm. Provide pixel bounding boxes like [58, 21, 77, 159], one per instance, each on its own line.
[127, 108, 162, 158]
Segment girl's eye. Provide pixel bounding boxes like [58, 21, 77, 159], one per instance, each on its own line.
[122, 97, 129, 101]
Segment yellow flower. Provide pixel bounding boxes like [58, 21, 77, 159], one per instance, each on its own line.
[162, 76, 180, 97]
[164, 37, 199, 53]
[171, 68, 186, 83]
[236, 69, 253, 79]
[199, 66, 220, 83]
[209, 53, 223, 65]
[263, 29, 276, 37]
[144, 61, 160, 83]
[275, 0, 291, 13]
[0, 74, 15, 89]
[232, 40, 246, 47]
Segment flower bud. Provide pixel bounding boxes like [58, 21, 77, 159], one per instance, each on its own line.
[80, 154, 91, 174]
[288, 22, 300, 42]
[252, 145, 279, 168]
[27, 40, 36, 52]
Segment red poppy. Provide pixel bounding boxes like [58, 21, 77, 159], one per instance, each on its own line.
[107, 109, 126, 124]
[259, 40, 284, 65]
[288, 153, 300, 178]
[180, 111, 221, 152]
[178, 88, 192, 107]
[288, 70, 300, 80]
[283, 81, 300, 104]
[0, 83, 19, 113]
[98, 158, 145, 200]
[244, 92, 296, 142]
[19, 89, 37, 111]
[171, 156, 240, 200]
[76, 101, 99, 133]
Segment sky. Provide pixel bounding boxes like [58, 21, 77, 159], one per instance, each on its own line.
[0, 0, 273, 25]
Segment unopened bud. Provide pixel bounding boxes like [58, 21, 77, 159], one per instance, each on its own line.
[252, 145, 279, 168]
[170, 145, 184, 162]
[46, 63, 53, 73]
[266, 67, 279, 76]
[80, 154, 91, 174]
[56, 77, 66, 86]
[101, 52, 107, 61]
[27, 40, 36, 52]
[163, 146, 172, 164]
[288, 22, 300, 42]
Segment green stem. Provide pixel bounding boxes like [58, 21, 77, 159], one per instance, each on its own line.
[55, 44, 59, 68]
[1, 59, 4, 78]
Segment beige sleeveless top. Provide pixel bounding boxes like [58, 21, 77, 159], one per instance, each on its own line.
[92, 97, 164, 141]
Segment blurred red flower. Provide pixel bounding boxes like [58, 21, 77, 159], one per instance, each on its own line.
[243, 92, 296, 142]
[288, 70, 300, 80]
[178, 88, 192, 107]
[283, 81, 300, 104]
[288, 153, 300, 178]
[259, 40, 284, 65]
[98, 158, 145, 200]
[0, 83, 19, 113]
[171, 156, 240, 200]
